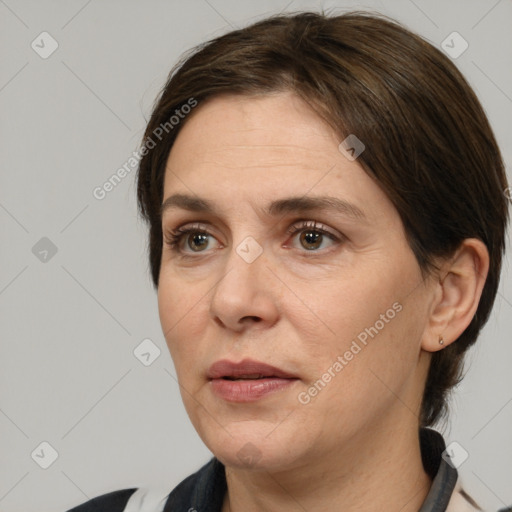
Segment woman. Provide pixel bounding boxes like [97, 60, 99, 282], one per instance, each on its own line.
[67, 10, 510, 512]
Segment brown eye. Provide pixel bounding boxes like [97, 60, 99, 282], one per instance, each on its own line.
[299, 230, 324, 250]
[164, 224, 219, 254]
[187, 232, 210, 252]
[287, 220, 340, 252]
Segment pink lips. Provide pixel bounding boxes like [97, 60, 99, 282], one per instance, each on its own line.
[207, 358, 299, 402]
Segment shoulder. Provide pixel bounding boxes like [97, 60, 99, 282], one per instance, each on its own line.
[65, 486, 172, 512]
[65, 488, 138, 511]
[419, 428, 511, 512]
[447, 484, 512, 512]
[446, 484, 482, 512]
[64, 458, 225, 512]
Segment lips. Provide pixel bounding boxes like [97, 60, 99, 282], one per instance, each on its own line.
[207, 359, 297, 380]
[207, 359, 299, 402]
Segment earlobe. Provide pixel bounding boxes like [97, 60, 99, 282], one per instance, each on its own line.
[422, 334, 449, 353]
[421, 238, 489, 353]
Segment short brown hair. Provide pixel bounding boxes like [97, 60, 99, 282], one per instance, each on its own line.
[136, 11, 510, 427]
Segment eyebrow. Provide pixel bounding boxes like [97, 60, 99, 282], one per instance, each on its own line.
[161, 193, 367, 221]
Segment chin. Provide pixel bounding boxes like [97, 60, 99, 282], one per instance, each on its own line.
[200, 424, 303, 471]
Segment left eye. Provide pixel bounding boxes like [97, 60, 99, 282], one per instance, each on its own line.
[286, 221, 339, 251]
[164, 220, 340, 254]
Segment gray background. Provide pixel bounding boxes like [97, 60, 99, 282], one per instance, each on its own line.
[0, 1, 511, 511]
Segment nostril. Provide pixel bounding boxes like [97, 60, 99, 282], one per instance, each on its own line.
[241, 316, 261, 322]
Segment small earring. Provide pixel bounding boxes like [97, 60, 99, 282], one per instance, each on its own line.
[439, 337, 444, 345]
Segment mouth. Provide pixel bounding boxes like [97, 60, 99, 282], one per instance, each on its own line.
[207, 358, 298, 380]
[222, 374, 274, 380]
[207, 358, 299, 402]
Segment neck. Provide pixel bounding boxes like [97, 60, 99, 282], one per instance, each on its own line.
[221, 413, 432, 512]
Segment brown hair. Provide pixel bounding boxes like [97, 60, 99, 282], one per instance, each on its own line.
[136, 11, 510, 427]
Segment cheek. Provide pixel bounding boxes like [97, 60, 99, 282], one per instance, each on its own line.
[293, 255, 422, 386]
[301, 271, 398, 351]
[298, 309, 421, 433]
[157, 275, 208, 368]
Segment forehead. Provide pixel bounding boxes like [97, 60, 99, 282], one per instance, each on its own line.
[167, 92, 338, 167]
[162, 92, 396, 227]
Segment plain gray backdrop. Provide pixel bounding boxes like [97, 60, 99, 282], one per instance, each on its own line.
[1, 1, 511, 511]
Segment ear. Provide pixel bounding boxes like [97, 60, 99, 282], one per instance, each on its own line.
[421, 238, 489, 352]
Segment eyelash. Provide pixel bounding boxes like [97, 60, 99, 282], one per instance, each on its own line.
[163, 220, 343, 256]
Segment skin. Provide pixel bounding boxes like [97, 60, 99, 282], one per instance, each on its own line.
[157, 91, 489, 512]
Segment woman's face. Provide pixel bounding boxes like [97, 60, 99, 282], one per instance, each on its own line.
[158, 92, 435, 471]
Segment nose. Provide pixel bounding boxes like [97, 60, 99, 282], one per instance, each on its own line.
[209, 241, 280, 332]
